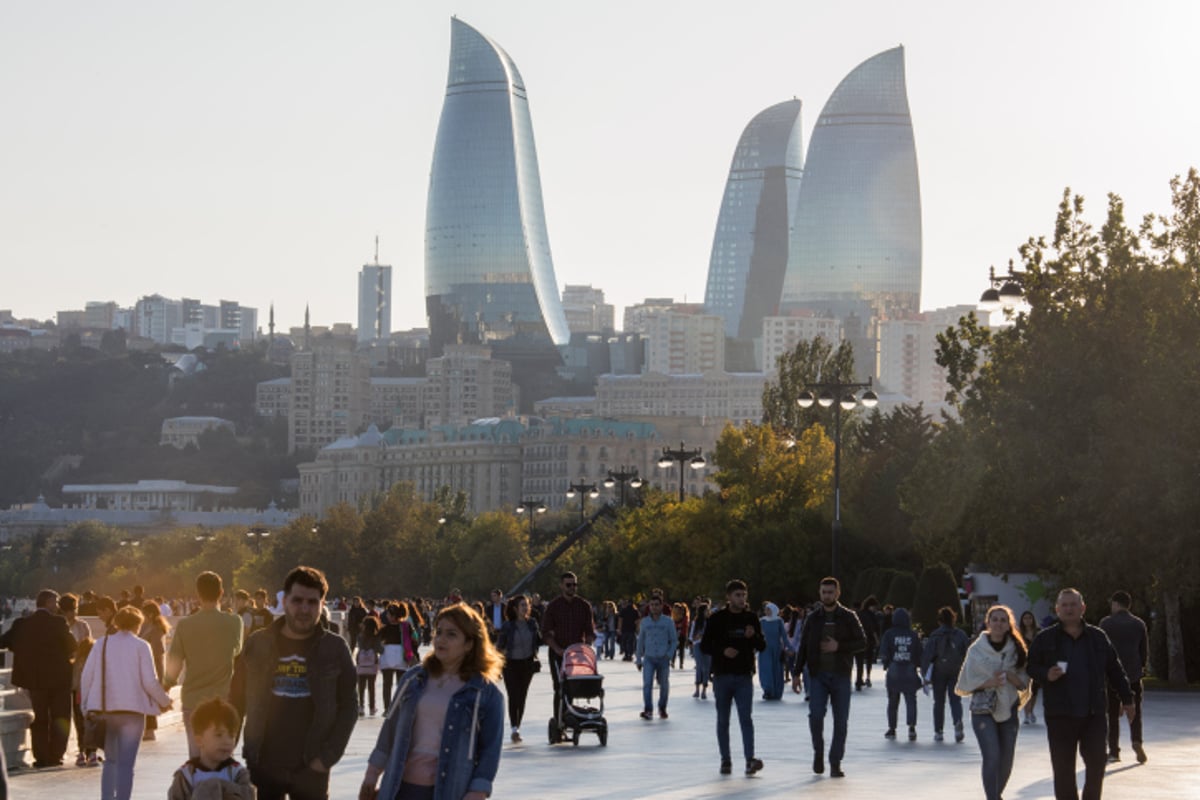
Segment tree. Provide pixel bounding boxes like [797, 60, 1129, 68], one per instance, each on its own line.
[908, 171, 1200, 684]
[911, 563, 961, 634]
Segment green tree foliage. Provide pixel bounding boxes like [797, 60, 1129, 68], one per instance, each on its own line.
[761, 336, 855, 433]
[911, 562, 961, 634]
[905, 170, 1200, 684]
[884, 571, 917, 610]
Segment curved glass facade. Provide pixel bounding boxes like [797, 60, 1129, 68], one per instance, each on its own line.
[704, 99, 804, 340]
[425, 18, 570, 353]
[781, 46, 921, 320]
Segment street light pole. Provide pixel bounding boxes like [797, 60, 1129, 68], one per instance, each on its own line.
[657, 443, 706, 503]
[602, 466, 643, 507]
[797, 378, 879, 580]
[515, 498, 547, 540]
[565, 482, 599, 525]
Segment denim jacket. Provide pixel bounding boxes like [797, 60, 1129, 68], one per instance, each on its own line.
[369, 667, 504, 800]
[636, 614, 678, 663]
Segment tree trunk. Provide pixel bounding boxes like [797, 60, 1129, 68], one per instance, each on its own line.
[1160, 590, 1187, 687]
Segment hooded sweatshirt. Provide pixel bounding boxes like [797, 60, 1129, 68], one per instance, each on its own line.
[879, 608, 923, 691]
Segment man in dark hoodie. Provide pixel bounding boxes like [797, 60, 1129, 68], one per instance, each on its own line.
[879, 607, 923, 741]
[921, 605, 970, 743]
[699, 578, 766, 777]
[793, 577, 866, 778]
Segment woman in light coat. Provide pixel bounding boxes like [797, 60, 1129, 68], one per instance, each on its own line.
[955, 605, 1030, 800]
[80, 605, 173, 800]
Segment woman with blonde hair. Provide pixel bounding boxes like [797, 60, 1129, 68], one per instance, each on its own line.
[956, 604, 1030, 800]
[360, 603, 505, 800]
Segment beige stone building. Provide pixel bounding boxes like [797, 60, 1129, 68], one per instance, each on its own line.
[595, 371, 765, 427]
[423, 344, 515, 427]
[288, 335, 371, 453]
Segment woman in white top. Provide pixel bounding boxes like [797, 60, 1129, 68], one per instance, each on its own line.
[955, 605, 1031, 800]
[80, 605, 174, 800]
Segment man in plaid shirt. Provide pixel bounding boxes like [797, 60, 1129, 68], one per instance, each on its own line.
[541, 572, 595, 719]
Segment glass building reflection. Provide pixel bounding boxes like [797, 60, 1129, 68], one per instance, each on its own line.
[781, 46, 922, 325]
[704, 99, 804, 342]
[425, 18, 570, 355]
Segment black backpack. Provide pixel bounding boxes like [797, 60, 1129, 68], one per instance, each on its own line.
[933, 631, 964, 676]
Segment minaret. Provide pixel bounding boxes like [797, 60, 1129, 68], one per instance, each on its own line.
[268, 303, 276, 345]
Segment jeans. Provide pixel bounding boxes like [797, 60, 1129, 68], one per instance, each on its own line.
[1107, 680, 1143, 754]
[932, 673, 963, 732]
[808, 671, 852, 764]
[602, 631, 616, 659]
[357, 674, 376, 712]
[1046, 713, 1108, 800]
[693, 648, 712, 689]
[972, 707, 1019, 800]
[712, 673, 754, 762]
[887, 687, 918, 729]
[641, 656, 671, 712]
[100, 712, 145, 800]
[249, 762, 331, 800]
[502, 657, 536, 728]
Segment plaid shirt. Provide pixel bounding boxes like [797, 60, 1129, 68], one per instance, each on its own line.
[541, 595, 595, 650]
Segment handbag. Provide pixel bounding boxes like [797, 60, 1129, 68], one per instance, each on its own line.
[970, 688, 998, 715]
[84, 637, 108, 750]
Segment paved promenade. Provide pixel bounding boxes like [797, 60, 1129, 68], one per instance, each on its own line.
[13, 659, 1196, 799]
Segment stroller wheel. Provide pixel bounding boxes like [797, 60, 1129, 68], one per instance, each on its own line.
[572, 729, 580, 747]
[548, 718, 560, 744]
[599, 728, 608, 747]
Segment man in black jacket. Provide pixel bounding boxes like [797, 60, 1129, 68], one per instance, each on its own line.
[0, 589, 76, 768]
[1098, 590, 1148, 764]
[793, 576, 865, 779]
[1028, 588, 1134, 800]
[230, 566, 357, 800]
[699, 578, 765, 777]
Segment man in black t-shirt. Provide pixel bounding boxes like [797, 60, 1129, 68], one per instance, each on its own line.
[231, 567, 357, 800]
[617, 599, 640, 661]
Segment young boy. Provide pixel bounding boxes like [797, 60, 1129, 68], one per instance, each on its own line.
[167, 696, 254, 800]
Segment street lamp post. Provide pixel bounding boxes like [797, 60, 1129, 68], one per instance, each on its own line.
[246, 528, 271, 552]
[565, 482, 599, 525]
[602, 466, 643, 507]
[515, 498, 547, 540]
[797, 378, 879, 580]
[978, 260, 1026, 313]
[657, 443, 706, 503]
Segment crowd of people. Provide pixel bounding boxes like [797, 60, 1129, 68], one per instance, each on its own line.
[0, 569, 1151, 800]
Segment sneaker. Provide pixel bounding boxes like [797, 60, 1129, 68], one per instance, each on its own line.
[720, 760, 732, 775]
[693, 688, 700, 698]
[658, 708, 669, 719]
[812, 752, 824, 774]
[908, 726, 917, 741]
[1029, 712, 1037, 724]
[884, 729, 896, 739]
[369, 708, 377, 716]
[934, 731, 944, 742]
[1133, 742, 1147, 764]
[1107, 752, 1120, 763]
[639, 710, 653, 720]
[745, 757, 764, 776]
[86, 753, 102, 767]
[75, 754, 87, 767]
[855, 684, 862, 692]
[142, 730, 156, 741]
[510, 730, 522, 743]
[865, 678, 872, 687]
[954, 721, 965, 743]
[701, 688, 707, 699]
[830, 761, 845, 778]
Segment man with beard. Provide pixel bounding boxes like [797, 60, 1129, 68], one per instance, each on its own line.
[793, 576, 866, 779]
[540, 572, 595, 720]
[230, 566, 357, 800]
[699, 579, 766, 777]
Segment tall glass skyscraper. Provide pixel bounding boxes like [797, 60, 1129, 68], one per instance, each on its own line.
[425, 18, 570, 355]
[781, 46, 922, 322]
[704, 99, 804, 341]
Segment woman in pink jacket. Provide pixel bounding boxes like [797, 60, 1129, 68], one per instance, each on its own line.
[80, 605, 174, 800]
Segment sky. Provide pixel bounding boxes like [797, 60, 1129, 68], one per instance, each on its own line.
[3, 1, 1199, 333]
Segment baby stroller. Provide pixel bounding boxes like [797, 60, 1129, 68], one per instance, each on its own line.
[549, 643, 607, 746]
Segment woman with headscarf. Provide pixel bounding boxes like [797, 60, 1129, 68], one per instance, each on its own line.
[758, 602, 788, 700]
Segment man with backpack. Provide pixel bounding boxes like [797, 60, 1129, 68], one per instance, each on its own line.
[921, 605, 970, 742]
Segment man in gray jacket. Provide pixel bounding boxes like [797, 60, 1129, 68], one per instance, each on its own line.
[636, 594, 678, 720]
[1099, 590, 1148, 764]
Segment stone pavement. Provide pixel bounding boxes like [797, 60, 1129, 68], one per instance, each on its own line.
[13, 658, 1196, 799]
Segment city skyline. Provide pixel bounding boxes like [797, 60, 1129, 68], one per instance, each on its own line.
[3, 2, 1198, 332]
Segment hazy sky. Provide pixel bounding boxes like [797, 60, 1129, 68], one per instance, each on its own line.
[3, 1, 1198, 332]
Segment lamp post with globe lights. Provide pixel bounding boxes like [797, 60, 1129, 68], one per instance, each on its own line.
[565, 482, 600, 526]
[657, 443, 706, 503]
[515, 499, 547, 541]
[796, 378, 879, 579]
[602, 466, 643, 507]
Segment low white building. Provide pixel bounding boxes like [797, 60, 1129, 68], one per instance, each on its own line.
[160, 416, 235, 448]
[61, 480, 238, 512]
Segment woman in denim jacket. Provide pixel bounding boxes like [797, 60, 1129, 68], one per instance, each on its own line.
[360, 603, 505, 800]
